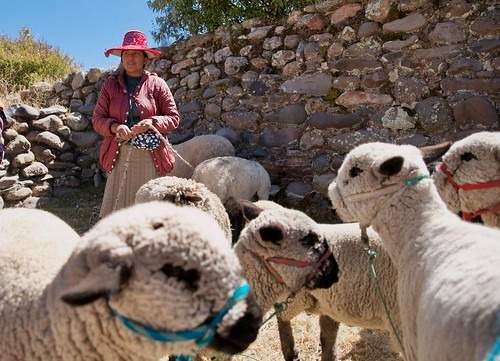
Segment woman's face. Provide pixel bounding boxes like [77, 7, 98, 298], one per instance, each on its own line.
[122, 50, 147, 76]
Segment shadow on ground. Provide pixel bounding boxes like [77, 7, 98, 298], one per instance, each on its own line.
[39, 183, 105, 234]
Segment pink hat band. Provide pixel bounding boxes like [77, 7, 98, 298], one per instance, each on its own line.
[105, 30, 161, 59]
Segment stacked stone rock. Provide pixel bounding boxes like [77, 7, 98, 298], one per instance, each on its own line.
[0, 104, 99, 208]
[2, 0, 498, 218]
[50, 68, 104, 116]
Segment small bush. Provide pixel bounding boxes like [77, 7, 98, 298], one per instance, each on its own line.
[147, 0, 317, 42]
[0, 28, 77, 93]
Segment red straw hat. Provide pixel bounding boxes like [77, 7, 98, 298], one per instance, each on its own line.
[105, 30, 161, 59]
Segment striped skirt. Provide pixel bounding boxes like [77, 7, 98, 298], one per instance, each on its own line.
[99, 144, 157, 218]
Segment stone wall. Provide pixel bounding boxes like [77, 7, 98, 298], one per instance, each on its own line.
[0, 104, 100, 209]
[1, 0, 499, 218]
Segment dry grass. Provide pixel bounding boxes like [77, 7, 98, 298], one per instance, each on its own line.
[0, 84, 22, 107]
[229, 313, 402, 361]
[0, 29, 76, 91]
[39, 184, 104, 235]
[168, 312, 402, 361]
[0, 81, 58, 109]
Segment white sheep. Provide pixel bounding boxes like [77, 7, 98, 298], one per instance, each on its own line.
[432, 131, 500, 228]
[192, 156, 271, 204]
[328, 142, 500, 361]
[233, 203, 340, 358]
[170, 134, 235, 178]
[233, 200, 340, 310]
[0, 202, 262, 361]
[229, 200, 401, 361]
[135, 176, 232, 242]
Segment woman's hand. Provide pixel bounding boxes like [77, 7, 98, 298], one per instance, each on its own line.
[111, 124, 133, 141]
[131, 119, 153, 134]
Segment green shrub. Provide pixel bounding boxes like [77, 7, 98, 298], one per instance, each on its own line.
[0, 28, 77, 92]
[324, 87, 342, 104]
[147, 0, 317, 42]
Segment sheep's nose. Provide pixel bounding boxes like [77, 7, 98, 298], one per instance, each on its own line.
[379, 156, 404, 176]
[211, 294, 262, 354]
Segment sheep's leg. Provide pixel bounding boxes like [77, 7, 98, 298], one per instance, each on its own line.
[277, 315, 299, 361]
[319, 315, 339, 361]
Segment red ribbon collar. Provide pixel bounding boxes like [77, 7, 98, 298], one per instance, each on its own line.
[246, 247, 332, 286]
[462, 203, 500, 221]
[438, 163, 500, 220]
[438, 163, 500, 191]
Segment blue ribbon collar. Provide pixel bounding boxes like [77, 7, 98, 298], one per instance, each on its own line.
[110, 282, 251, 348]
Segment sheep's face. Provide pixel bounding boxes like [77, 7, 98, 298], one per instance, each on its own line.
[238, 204, 339, 292]
[330, 142, 429, 225]
[136, 176, 234, 241]
[433, 132, 500, 221]
[59, 202, 262, 357]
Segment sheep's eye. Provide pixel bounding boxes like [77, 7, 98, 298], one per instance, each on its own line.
[460, 152, 477, 162]
[349, 166, 363, 178]
[152, 222, 164, 230]
[161, 263, 200, 292]
[300, 232, 319, 248]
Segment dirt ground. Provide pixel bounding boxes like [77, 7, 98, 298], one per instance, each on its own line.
[40, 184, 104, 234]
[229, 312, 402, 361]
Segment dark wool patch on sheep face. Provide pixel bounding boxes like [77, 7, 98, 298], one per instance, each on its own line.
[161, 263, 200, 292]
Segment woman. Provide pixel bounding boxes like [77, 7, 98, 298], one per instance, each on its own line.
[92, 30, 180, 217]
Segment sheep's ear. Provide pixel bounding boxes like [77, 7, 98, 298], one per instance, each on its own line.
[419, 142, 452, 163]
[60, 263, 132, 306]
[225, 198, 264, 244]
[327, 180, 356, 222]
[162, 191, 203, 204]
[240, 200, 264, 222]
[225, 198, 264, 222]
[181, 191, 204, 203]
